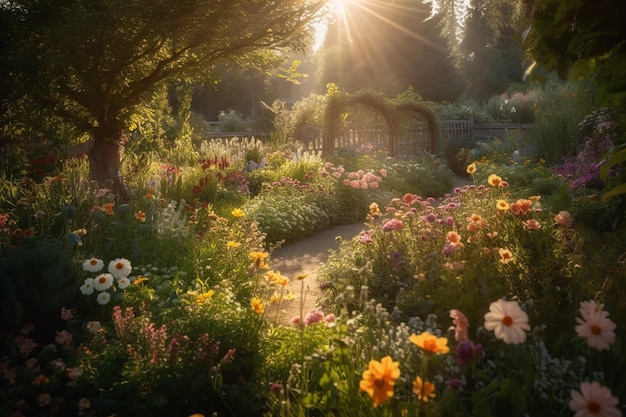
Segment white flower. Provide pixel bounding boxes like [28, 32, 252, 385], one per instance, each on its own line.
[80, 278, 95, 295]
[484, 299, 530, 344]
[96, 292, 111, 305]
[94, 273, 114, 292]
[82, 258, 104, 272]
[117, 277, 130, 290]
[86, 321, 102, 334]
[108, 258, 132, 279]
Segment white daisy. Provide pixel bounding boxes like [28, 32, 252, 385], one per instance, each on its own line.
[94, 273, 114, 292]
[82, 258, 104, 272]
[96, 292, 111, 305]
[80, 278, 95, 295]
[108, 258, 132, 279]
[117, 277, 130, 290]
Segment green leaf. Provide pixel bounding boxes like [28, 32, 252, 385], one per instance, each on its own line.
[602, 183, 626, 200]
[599, 148, 626, 179]
[471, 391, 492, 417]
[568, 58, 596, 82]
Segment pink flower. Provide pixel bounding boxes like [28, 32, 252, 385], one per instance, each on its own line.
[304, 309, 325, 326]
[55, 330, 73, 348]
[575, 301, 616, 351]
[555, 210, 574, 228]
[382, 219, 403, 232]
[19, 338, 39, 355]
[569, 381, 621, 417]
[522, 219, 542, 231]
[450, 309, 469, 342]
[289, 316, 302, 326]
[61, 307, 73, 321]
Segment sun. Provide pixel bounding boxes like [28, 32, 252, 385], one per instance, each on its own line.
[312, 0, 355, 52]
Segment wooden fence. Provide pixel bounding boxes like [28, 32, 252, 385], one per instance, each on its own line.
[294, 120, 534, 155]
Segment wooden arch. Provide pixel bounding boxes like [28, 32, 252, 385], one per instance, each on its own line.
[321, 91, 439, 156]
[394, 101, 439, 154]
[322, 91, 399, 156]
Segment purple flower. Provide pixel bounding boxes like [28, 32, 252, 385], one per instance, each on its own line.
[455, 341, 483, 366]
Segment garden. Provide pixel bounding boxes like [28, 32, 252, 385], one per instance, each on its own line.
[1, 76, 625, 417]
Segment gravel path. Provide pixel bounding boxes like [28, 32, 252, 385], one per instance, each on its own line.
[266, 176, 473, 325]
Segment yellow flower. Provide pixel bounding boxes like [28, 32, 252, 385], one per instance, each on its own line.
[496, 199, 510, 211]
[295, 273, 308, 281]
[369, 202, 380, 216]
[408, 331, 450, 354]
[133, 276, 149, 285]
[412, 376, 436, 402]
[251, 297, 265, 314]
[488, 174, 503, 187]
[249, 251, 270, 269]
[466, 163, 477, 175]
[226, 240, 241, 249]
[359, 356, 401, 407]
[196, 290, 215, 303]
[231, 208, 245, 218]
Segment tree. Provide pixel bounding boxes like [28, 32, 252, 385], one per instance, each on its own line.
[524, 0, 626, 106]
[0, 0, 326, 197]
[457, 0, 525, 100]
[524, 0, 626, 199]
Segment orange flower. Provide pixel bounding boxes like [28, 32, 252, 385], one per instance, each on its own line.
[359, 356, 401, 407]
[134, 210, 146, 222]
[409, 331, 450, 354]
[251, 297, 265, 314]
[103, 203, 114, 215]
[487, 174, 503, 187]
[369, 202, 381, 216]
[412, 376, 436, 402]
[510, 199, 533, 216]
[466, 163, 477, 175]
[446, 231, 463, 246]
[133, 276, 149, 285]
[498, 248, 515, 264]
[23, 227, 36, 238]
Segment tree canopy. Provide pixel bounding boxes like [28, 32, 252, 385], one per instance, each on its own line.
[0, 0, 326, 195]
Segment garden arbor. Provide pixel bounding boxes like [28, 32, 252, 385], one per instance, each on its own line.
[321, 91, 438, 156]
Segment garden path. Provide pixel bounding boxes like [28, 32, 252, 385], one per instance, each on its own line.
[267, 176, 474, 325]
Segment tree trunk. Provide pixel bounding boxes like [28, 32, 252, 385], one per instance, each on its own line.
[88, 137, 129, 201]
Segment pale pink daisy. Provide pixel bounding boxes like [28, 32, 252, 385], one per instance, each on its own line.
[569, 381, 621, 417]
[484, 299, 530, 344]
[575, 302, 616, 351]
